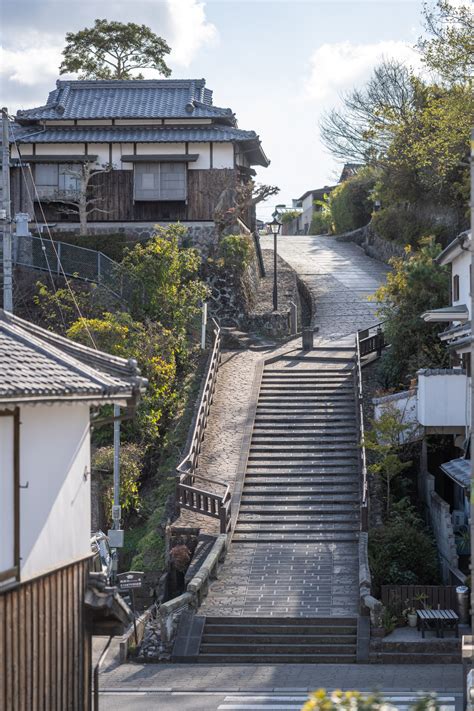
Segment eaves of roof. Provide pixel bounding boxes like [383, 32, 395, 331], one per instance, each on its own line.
[11, 124, 270, 167]
[0, 309, 147, 405]
[436, 231, 471, 266]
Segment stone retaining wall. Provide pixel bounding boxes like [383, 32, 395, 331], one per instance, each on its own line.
[335, 224, 406, 264]
[50, 221, 218, 255]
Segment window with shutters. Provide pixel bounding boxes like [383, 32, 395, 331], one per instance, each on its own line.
[453, 273, 460, 302]
[134, 162, 187, 201]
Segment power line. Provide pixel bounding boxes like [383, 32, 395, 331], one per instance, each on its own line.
[8, 121, 98, 349]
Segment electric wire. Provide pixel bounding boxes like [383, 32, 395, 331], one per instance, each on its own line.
[8, 119, 98, 349]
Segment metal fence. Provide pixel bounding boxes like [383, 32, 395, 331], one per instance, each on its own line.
[12, 234, 136, 302]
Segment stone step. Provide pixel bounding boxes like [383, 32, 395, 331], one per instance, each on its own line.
[242, 483, 359, 493]
[246, 466, 358, 474]
[237, 516, 358, 525]
[238, 505, 358, 514]
[202, 632, 356, 643]
[195, 653, 357, 663]
[249, 443, 357, 452]
[251, 431, 357, 438]
[232, 531, 358, 543]
[244, 475, 358, 483]
[234, 523, 360, 533]
[199, 642, 355, 655]
[247, 454, 358, 463]
[204, 616, 357, 625]
[239, 495, 359, 505]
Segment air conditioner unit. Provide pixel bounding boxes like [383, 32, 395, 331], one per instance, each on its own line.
[452, 510, 466, 531]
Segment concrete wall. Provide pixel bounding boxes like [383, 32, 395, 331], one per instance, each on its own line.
[19, 403, 91, 581]
[420, 468, 465, 584]
[372, 389, 422, 443]
[417, 369, 469, 428]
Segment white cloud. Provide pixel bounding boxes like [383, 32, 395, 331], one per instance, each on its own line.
[0, 39, 63, 87]
[304, 40, 422, 103]
[166, 0, 218, 67]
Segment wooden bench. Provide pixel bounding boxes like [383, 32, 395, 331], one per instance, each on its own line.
[417, 609, 459, 638]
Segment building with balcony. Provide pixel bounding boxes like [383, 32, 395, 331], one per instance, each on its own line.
[6, 78, 269, 239]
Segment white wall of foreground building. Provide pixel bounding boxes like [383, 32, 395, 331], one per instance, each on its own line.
[373, 389, 422, 443]
[452, 248, 471, 318]
[19, 403, 91, 580]
[417, 369, 470, 428]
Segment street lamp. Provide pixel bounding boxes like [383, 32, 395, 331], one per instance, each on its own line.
[269, 217, 281, 311]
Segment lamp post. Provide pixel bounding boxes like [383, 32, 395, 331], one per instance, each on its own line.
[269, 217, 281, 311]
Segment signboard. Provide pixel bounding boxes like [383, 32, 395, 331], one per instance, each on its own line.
[117, 571, 144, 592]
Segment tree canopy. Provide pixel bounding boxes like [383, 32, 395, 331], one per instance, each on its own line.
[60, 19, 172, 79]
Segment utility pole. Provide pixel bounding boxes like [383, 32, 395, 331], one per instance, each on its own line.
[109, 403, 122, 582]
[1, 107, 13, 312]
[467, 128, 474, 709]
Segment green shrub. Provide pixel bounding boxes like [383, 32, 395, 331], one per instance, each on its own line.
[280, 210, 301, 225]
[371, 205, 454, 247]
[330, 167, 377, 234]
[369, 518, 440, 596]
[219, 233, 254, 272]
[93, 443, 143, 526]
[310, 210, 332, 235]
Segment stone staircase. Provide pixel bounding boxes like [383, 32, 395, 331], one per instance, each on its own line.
[234, 360, 359, 544]
[194, 616, 358, 663]
[174, 345, 362, 662]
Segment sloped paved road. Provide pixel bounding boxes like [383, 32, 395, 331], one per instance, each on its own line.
[260, 235, 389, 338]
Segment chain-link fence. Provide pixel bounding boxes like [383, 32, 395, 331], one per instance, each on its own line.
[12, 234, 136, 302]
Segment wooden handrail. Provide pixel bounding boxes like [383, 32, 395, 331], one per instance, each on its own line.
[175, 319, 231, 533]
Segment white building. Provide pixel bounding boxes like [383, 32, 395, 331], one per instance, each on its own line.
[0, 308, 146, 709]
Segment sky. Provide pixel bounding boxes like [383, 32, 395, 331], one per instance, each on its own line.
[0, 0, 429, 220]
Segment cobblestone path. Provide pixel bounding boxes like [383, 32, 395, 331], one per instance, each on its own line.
[260, 235, 389, 339]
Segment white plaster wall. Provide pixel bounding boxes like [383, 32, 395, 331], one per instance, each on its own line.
[0, 415, 14, 573]
[302, 194, 314, 213]
[452, 249, 471, 317]
[87, 143, 110, 165]
[373, 390, 421, 443]
[115, 119, 162, 125]
[35, 144, 85, 155]
[212, 143, 234, 169]
[163, 119, 212, 125]
[189, 143, 210, 169]
[19, 403, 91, 580]
[76, 119, 112, 125]
[112, 143, 134, 170]
[417, 372, 470, 427]
[135, 143, 186, 155]
[44, 120, 75, 126]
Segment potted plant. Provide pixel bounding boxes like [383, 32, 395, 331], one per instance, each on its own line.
[455, 525, 471, 556]
[402, 604, 418, 628]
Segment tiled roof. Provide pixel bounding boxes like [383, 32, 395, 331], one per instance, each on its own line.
[440, 458, 471, 490]
[16, 79, 234, 122]
[12, 123, 257, 144]
[0, 310, 147, 405]
[11, 123, 270, 167]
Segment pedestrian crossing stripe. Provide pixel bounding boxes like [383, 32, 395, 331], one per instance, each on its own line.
[216, 693, 458, 711]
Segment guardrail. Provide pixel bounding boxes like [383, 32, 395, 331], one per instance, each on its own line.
[176, 319, 231, 534]
[355, 329, 369, 532]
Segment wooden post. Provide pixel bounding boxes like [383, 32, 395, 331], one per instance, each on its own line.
[2, 107, 13, 312]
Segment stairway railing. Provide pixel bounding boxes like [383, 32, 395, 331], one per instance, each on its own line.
[355, 329, 369, 532]
[176, 318, 231, 533]
[358, 321, 386, 358]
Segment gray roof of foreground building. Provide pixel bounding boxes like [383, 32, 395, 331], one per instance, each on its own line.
[16, 79, 234, 122]
[0, 309, 147, 404]
[11, 123, 270, 167]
